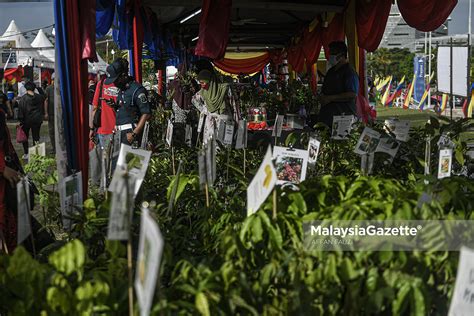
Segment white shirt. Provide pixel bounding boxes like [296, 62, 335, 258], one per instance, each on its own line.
[18, 81, 26, 97]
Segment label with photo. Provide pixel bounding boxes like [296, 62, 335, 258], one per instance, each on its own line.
[59, 171, 83, 230]
[331, 115, 354, 140]
[108, 145, 151, 196]
[384, 119, 411, 142]
[107, 170, 137, 240]
[354, 127, 381, 155]
[135, 207, 164, 316]
[307, 137, 321, 165]
[375, 137, 400, 162]
[273, 146, 309, 185]
[438, 149, 453, 179]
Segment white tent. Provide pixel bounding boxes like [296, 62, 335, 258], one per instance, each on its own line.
[0, 20, 21, 44]
[31, 29, 54, 62]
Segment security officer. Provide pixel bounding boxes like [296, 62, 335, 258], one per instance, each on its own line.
[104, 59, 151, 145]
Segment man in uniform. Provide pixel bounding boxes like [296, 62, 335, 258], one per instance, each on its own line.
[104, 59, 151, 146]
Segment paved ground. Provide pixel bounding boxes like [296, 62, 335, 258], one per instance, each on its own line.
[7, 120, 54, 158]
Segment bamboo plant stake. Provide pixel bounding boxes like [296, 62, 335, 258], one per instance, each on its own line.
[124, 172, 134, 316]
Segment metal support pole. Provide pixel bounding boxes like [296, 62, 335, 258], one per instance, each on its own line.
[428, 32, 432, 108]
[450, 37, 454, 121]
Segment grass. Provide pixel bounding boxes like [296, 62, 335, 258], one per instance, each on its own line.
[375, 106, 433, 127]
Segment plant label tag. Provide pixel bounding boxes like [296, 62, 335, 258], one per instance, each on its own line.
[448, 246, 474, 316]
[424, 138, 431, 176]
[17, 177, 31, 245]
[135, 207, 164, 316]
[112, 132, 121, 160]
[247, 146, 277, 216]
[108, 145, 151, 196]
[272, 114, 284, 137]
[166, 119, 173, 147]
[438, 149, 452, 179]
[107, 170, 137, 240]
[28, 142, 46, 161]
[185, 124, 192, 147]
[354, 127, 381, 155]
[307, 137, 321, 166]
[205, 139, 216, 187]
[59, 171, 83, 230]
[197, 112, 205, 133]
[273, 146, 309, 184]
[223, 122, 234, 146]
[141, 121, 150, 149]
[331, 115, 354, 140]
[235, 119, 248, 149]
[384, 119, 411, 142]
[375, 137, 400, 163]
[216, 120, 226, 144]
[198, 150, 207, 188]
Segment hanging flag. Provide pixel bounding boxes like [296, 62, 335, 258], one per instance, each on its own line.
[381, 79, 392, 106]
[386, 76, 405, 106]
[418, 86, 430, 110]
[376, 76, 391, 91]
[467, 88, 474, 118]
[440, 94, 448, 113]
[462, 98, 468, 117]
[403, 75, 416, 109]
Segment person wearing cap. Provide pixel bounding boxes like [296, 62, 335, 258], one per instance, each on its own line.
[18, 81, 45, 159]
[318, 41, 359, 127]
[192, 69, 240, 144]
[102, 59, 151, 146]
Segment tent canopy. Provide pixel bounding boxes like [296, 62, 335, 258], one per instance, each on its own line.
[31, 29, 55, 62]
[0, 19, 21, 43]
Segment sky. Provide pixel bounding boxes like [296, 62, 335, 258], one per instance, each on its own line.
[0, 1, 474, 39]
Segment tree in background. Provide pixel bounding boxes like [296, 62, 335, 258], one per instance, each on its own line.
[368, 48, 415, 82]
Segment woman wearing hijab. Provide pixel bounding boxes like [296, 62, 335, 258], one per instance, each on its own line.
[192, 69, 240, 144]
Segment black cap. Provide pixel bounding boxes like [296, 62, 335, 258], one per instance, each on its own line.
[105, 60, 127, 85]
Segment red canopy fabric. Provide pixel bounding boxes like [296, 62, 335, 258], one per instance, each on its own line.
[66, 0, 93, 196]
[398, 0, 457, 32]
[195, 0, 232, 60]
[80, 0, 97, 61]
[3, 67, 23, 83]
[356, 0, 392, 52]
[132, 0, 144, 83]
[214, 53, 271, 74]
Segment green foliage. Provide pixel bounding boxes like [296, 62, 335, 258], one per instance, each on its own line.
[2, 116, 474, 315]
[368, 48, 415, 81]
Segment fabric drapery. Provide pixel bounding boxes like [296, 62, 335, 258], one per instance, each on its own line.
[214, 52, 270, 75]
[54, 0, 92, 196]
[398, 0, 457, 32]
[195, 0, 232, 60]
[132, 0, 144, 82]
[80, 0, 97, 61]
[355, 0, 391, 52]
[96, 0, 115, 38]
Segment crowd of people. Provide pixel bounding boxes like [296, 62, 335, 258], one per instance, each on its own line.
[0, 40, 360, 252]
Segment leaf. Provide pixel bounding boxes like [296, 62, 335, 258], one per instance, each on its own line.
[48, 240, 86, 278]
[250, 216, 263, 243]
[258, 211, 283, 250]
[455, 149, 465, 165]
[195, 292, 210, 316]
[392, 283, 411, 315]
[410, 285, 425, 316]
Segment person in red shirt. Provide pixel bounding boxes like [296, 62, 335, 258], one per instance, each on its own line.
[90, 78, 118, 146]
[89, 74, 118, 186]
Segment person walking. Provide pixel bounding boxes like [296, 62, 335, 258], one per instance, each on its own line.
[18, 82, 44, 159]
